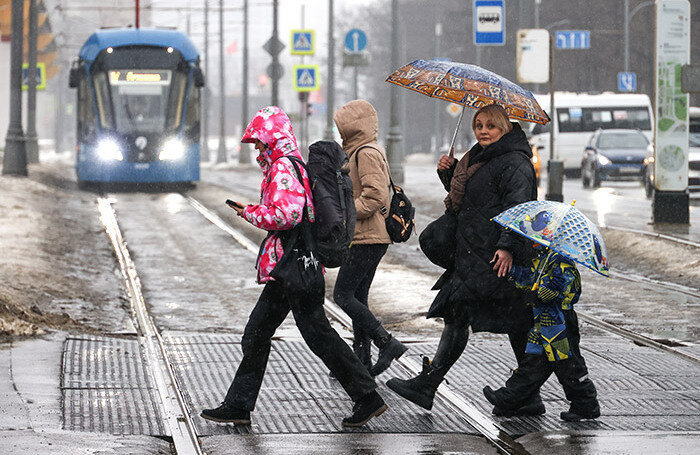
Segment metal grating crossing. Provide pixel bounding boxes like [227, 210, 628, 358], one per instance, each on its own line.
[60, 331, 700, 437]
[163, 333, 478, 436]
[61, 336, 167, 435]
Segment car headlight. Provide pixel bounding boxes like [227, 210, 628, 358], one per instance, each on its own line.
[159, 139, 185, 161]
[96, 139, 123, 161]
[597, 154, 611, 165]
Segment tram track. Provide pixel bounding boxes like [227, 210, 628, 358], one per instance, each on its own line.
[95, 191, 699, 455]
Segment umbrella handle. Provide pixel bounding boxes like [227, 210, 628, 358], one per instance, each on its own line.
[531, 249, 554, 292]
[448, 104, 466, 159]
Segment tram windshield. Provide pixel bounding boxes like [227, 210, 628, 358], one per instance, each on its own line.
[94, 69, 188, 135]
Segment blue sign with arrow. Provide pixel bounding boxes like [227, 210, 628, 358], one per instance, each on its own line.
[344, 29, 367, 53]
[555, 30, 590, 49]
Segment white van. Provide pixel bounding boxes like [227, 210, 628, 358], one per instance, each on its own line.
[528, 92, 654, 173]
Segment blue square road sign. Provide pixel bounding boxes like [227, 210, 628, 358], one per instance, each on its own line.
[293, 64, 319, 92]
[291, 30, 314, 55]
[618, 72, 637, 92]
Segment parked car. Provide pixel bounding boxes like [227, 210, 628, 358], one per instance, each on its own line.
[643, 107, 700, 198]
[581, 129, 649, 188]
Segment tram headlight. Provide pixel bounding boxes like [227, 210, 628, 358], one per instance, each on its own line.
[96, 139, 123, 161]
[159, 139, 185, 161]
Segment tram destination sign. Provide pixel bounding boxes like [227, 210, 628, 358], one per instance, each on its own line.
[109, 70, 171, 85]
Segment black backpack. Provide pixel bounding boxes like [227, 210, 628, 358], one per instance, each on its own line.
[288, 141, 356, 268]
[356, 146, 415, 243]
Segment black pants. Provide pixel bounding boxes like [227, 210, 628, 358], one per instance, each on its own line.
[333, 244, 390, 346]
[224, 280, 377, 411]
[495, 310, 599, 413]
[432, 308, 530, 379]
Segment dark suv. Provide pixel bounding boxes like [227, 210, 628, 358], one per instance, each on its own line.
[581, 129, 650, 188]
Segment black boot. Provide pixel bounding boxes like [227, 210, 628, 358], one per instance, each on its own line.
[342, 391, 388, 427]
[492, 392, 546, 417]
[370, 334, 408, 376]
[200, 402, 251, 425]
[353, 334, 373, 373]
[560, 403, 600, 421]
[386, 356, 444, 410]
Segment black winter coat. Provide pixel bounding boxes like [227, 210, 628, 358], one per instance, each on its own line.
[428, 123, 537, 334]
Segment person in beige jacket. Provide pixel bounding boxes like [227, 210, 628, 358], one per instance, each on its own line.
[332, 99, 407, 376]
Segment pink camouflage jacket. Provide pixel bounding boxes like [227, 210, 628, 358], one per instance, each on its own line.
[240, 106, 315, 283]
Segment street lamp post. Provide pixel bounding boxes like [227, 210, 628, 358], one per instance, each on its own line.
[385, 0, 404, 183]
[624, 1, 654, 74]
[2, 0, 27, 176]
[216, 0, 227, 163]
[324, 0, 335, 140]
[271, 0, 279, 106]
[25, 0, 39, 164]
[201, 0, 210, 162]
[240, 0, 250, 164]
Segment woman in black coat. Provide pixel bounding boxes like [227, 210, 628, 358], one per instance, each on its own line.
[387, 104, 541, 415]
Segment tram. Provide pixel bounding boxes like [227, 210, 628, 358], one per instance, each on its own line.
[69, 28, 204, 187]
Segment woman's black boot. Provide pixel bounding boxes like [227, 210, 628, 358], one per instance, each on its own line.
[385, 356, 444, 410]
[370, 334, 408, 376]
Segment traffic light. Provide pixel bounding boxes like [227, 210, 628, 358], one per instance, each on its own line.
[306, 103, 313, 117]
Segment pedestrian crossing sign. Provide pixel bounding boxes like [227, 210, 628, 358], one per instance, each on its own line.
[290, 30, 315, 55]
[293, 64, 319, 92]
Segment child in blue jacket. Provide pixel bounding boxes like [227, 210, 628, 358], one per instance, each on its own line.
[483, 244, 600, 421]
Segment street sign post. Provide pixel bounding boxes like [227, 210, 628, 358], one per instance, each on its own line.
[516, 29, 549, 84]
[555, 30, 590, 49]
[473, 0, 505, 46]
[293, 64, 320, 92]
[343, 28, 369, 99]
[652, 0, 690, 224]
[290, 29, 314, 55]
[617, 72, 637, 92]
[22, 62, 46, 91]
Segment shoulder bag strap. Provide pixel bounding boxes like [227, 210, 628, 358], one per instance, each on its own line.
[354, 145, 397, 196]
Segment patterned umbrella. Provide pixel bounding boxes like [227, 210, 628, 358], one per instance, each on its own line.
[492, 200, 610, 278]
[386, 59, 550, 156]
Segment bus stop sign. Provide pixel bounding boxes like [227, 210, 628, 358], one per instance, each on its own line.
[474, 0, 505, 46]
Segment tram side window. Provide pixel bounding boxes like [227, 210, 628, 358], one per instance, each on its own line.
[166, 72, 188, 132]
[93, 72, 114, 130]
[184, 86, 200, 142]
[77, 76, 96, 140]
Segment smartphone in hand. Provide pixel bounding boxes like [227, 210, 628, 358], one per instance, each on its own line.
[226, 199, 244, 209]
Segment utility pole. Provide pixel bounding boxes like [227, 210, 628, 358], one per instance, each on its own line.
[271, 0, 279, 106]
[25, 0, 39, 163]
[623, 0, 629, 72]
[239, 0, 250, 163]
[216, 0, 227, 163]
[545, 31, 563, 202]
[136, 0, 140, 28]
[201, 0, 210, 162]
[385, 0, 403, 183]
[534, 0, 540, 28]
[324, 0, 335, 140]
[433, 20, 442, 156]
[3, 0, 27, 176]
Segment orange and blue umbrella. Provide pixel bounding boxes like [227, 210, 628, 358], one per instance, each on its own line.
[386, 59, 550, 156]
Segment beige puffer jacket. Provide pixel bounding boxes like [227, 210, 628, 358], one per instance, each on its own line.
[333, 100, 392, 245]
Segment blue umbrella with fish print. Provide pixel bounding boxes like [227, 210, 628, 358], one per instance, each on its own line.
[492, 200, 610, 278]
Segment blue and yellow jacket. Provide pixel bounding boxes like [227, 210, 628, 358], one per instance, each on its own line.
[508, 248, 581, 362]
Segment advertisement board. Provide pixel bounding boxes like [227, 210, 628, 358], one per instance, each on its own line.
[654, 0, 690, 191]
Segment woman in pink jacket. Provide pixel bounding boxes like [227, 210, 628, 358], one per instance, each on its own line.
[201, 106, 387, 428]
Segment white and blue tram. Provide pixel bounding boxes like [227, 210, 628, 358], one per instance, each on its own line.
[69, 28, 204, 187]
